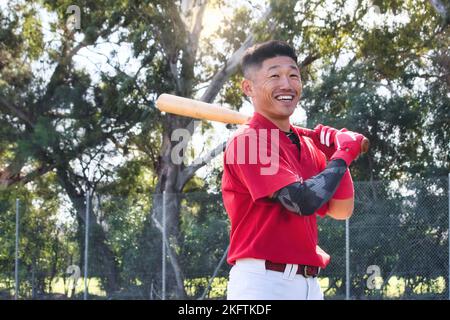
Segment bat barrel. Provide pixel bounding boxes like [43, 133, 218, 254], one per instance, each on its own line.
[155, 94, 251, 125]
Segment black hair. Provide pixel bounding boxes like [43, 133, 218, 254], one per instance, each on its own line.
[241, 40, 298, 77]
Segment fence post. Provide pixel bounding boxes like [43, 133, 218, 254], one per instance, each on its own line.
[162, 191, 166, 300]
[15, 198, 19, 300]
[84, 189, 90, 300]
[346, 217, 350, 300]
[448, 173, 449, 301]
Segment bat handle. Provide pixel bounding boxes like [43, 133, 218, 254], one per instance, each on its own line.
[361, 138, 370, 154]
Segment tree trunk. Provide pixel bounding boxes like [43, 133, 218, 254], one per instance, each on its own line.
[31, 259, 36, 299]
[153, 151, 187, 299]
[49, 229, 59, 295]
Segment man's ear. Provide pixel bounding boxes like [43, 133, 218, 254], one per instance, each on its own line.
[241, 78, 253, 97]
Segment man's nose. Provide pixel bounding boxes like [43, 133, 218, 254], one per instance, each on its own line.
[278, 75, 292, 89]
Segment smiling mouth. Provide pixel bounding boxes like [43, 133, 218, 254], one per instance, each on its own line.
[274, 94, 295, 102]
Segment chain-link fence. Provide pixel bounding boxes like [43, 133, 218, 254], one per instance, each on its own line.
[0, 176, 448, 299]
[320, 176, 449, 300]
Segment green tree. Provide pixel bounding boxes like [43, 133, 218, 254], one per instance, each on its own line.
[0, 0, 149, 296]
[1, 0, 448, 300]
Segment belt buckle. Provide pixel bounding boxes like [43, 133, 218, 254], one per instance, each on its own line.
[302, 266, 320, 278]
[302, 265, 310, 278]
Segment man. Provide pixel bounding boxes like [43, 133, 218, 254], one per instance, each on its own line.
[221, 40, 365, 300]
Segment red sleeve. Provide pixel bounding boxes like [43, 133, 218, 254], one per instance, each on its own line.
[224, 134, 299, 202]
[332, 169, 354, 199]
[316, 203, 329, 217]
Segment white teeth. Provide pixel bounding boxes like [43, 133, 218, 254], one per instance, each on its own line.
[276, 95, 293, 101]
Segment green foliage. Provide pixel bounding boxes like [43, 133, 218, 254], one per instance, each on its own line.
[179, 193, 230, 279]
[0, 173, 78, 298]
[22, 8, 44, 60]
[0, 0, 448, 299]
[219, 73, 245, 111]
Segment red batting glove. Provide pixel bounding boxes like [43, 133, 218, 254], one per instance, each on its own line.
[295, 124, 339, 159]
[312, 124, 339, 159]
[330, 129, 365, 166]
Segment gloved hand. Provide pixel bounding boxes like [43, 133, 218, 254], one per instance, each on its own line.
[330, 129, 366, 166]
[312, 124, 339, 159]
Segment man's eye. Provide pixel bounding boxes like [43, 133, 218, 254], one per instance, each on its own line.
[290, 74, 299, 78]
[270, 74, 279, 78]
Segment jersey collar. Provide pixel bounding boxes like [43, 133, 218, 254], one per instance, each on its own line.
[248, 112, 297, 144]
[249, 112, 294, 130]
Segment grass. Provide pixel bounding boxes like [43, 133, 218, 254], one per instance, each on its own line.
[319, 276, 447, 299]
[1, 275, 446, 299]
[51, 277, 106, 298]
[187, 275, 447, 299]
[0, 277, 106, 299]
[185, 277, 228, 299]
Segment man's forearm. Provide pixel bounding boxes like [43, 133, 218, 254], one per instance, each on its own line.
[326, 168, 354, 219]
[272, 159, 347, 216]
[328, 197, 354, 220]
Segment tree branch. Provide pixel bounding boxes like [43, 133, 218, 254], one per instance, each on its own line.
[40, 24, 117, 105]
[0, 155, 26, 187]
[429, 0, 448, 20]
[0, 163, 56, 188]
[0, 96, 34, 127]
[177, 140, 226, 190]
[299, 53, 321, 69]
[18, 164, 57, 186]
[200, 7, 274, 103]
[200, 34, 254, 103]
[365, 80, 396, 94]
[151, 212, 186, 298]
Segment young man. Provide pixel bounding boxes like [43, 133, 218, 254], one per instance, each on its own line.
[221, 40, 365, 300]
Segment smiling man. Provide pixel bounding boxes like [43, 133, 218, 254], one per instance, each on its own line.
[221, 40, 365, 300]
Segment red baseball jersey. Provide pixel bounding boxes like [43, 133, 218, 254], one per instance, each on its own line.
[221, 112, 331, 268]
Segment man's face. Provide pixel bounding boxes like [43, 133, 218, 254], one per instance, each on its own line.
[242, 56, 302, 121]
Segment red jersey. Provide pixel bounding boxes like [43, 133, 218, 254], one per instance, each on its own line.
[221, 112, 330, 268]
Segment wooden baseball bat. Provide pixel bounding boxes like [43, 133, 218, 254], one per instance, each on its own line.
[155, 93, 251, 125]
[155, 94, 369, 154]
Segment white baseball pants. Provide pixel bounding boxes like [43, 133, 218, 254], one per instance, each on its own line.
[227, 258, 324, 300]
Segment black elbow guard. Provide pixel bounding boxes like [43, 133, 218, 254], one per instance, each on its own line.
[273, 159, 347, 216]
[274, 182, 319, 216]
